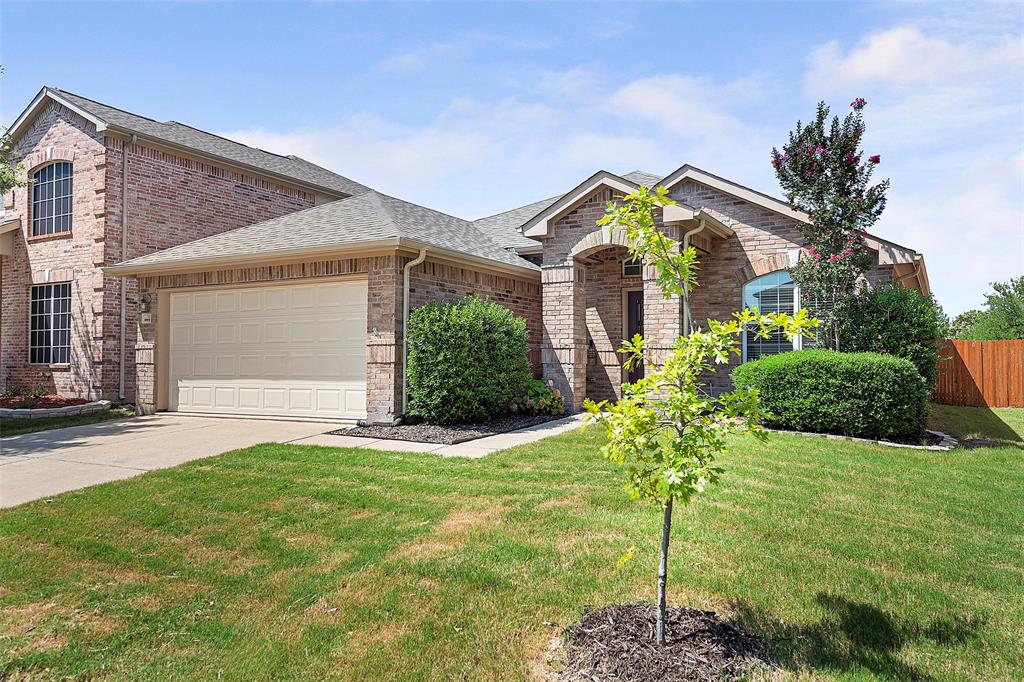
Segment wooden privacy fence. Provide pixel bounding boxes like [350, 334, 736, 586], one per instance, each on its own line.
[933, 340, 1024, 408]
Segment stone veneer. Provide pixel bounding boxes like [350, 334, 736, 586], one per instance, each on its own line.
[134, 254, 540, 423]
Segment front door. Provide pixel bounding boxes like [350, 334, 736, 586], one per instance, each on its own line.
[625, 289, 644, 384]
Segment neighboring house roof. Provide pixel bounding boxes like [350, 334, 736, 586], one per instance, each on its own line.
[471, 170, 662, 249]
[7, 87, 370, 198]
[107, 190, 538, 275]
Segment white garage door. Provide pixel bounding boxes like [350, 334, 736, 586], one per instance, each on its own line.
[168, 280, 367, 420]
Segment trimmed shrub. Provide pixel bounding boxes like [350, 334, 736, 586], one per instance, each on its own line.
[406, 295, 532, 425]
[835, 283, 942, 383]
[732, 349, 928, 442]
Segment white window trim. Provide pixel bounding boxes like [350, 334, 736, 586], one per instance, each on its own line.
[741, 274, 803, 363]
[622, 258, 643, 278]
[28, 282, 72, 365]
[31, 162, 74, 237]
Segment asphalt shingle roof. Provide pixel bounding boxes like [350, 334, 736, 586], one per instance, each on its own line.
[115, 190, 537, 271]
[52, 88, 370, 198]
[471, 170, 663, 249]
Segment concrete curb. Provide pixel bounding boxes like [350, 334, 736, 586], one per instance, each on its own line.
[764, 427, 958, 451]
[0, 400, 112, 421]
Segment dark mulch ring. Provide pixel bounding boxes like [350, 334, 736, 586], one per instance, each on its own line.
[560, 604, 773, 682]
[0, 395, 89, 409]
[331, 412, 565, 445]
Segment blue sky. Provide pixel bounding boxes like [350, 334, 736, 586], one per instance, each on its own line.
[2, 2, 1021, 314]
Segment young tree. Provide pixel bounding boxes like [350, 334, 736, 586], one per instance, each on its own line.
[772, 98, 887, 349]
[586, 186, 816, 646]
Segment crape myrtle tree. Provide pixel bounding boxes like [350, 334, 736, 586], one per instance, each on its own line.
[772, 97, 887, 349]
[585, 186, 817, 646]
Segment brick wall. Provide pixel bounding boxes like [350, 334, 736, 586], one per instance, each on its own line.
[1, 102, 332, 400]
[134, 252, 540, 424]
[1, 102, 106, 396]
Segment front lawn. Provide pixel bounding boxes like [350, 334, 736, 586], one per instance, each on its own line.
[1, 407, 1021, 680]
[0, 407, 136, 437]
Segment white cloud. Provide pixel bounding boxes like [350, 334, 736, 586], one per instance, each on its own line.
[806, 26, 1022, 92]
[802, 25, 1023, 313]
[378, 42, 457, 73]
[222, 22, 1021, 315]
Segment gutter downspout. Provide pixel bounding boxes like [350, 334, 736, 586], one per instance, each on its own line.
[894, 256, 924, 290]
[681, 219, 706, 336]
[401, 248, 428, 416]
[118, 134, 137, 401]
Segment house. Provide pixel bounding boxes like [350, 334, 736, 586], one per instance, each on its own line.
[2, 88, 930, 424]
[1, 87, 370, 404]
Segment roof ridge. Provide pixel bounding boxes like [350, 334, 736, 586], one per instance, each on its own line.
[50, 87, 162, 125]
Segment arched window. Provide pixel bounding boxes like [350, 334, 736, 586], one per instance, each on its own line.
[742, 270, 802, 361]
[31, 162, 73, 236]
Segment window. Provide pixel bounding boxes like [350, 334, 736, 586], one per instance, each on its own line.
[622, 258, 643, 277]
[742, 271, 801, 361]
[29, 283, 71, 364]
[31, 162, 73, 236]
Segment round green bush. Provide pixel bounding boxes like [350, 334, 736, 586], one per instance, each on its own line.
[406, 295, 532, 425]
[732, 349, 928, 442]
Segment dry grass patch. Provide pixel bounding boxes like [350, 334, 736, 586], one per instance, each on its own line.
[396, 505, 504, 560]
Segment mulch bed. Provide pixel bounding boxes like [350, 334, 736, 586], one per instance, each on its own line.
[560, 604, 772, 682]
[331, 413, 564, 445]
[0, 395, 88, 409]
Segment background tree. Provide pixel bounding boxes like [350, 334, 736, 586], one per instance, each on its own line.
[586, 186, 815, 646]
[957, 277, 1024, 340]
[772, 98, 887, 349]
[950, 310, 983, 339]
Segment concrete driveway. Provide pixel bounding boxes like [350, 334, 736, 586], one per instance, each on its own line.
[0, 415, 339, 508]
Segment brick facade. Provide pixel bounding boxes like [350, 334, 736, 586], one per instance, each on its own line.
[1, 103, 326, 400]
[133, 253, 540, 423]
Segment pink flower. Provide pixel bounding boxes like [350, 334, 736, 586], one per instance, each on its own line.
[851, 97, 867, 110]
[771, 160, 778, 169]
[844, 151, 857, 164]
[815, 145, 825, 155]
[868, 154, 880, 164]
[842, 247, 854, 257]
[861, 229, 869, 237]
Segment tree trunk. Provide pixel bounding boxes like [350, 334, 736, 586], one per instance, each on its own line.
[656, 496, 674, 646]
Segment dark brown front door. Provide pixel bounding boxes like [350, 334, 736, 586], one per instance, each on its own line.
[625, 290, 644, 384]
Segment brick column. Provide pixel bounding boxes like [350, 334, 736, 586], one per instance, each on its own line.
[642, 262, 683, 368]
[541, 263, 587, 411]
[365, 255, 403, 424]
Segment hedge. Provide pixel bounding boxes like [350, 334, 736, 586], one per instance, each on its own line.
[732, 349, 929, 442]
[406, 295, 532, 425]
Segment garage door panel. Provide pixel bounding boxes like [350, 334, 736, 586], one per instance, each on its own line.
[168, 280, 367, 419]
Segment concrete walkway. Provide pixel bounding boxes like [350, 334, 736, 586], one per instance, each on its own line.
[0, 415, 340, 508]
[1, 413, 587, 508]
[290, 413, 588, 457]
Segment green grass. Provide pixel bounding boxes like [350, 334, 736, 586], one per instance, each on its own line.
[0, 408, 136, 437]
[1, 407, 1021, 680]
[930, 403, 1024, 448]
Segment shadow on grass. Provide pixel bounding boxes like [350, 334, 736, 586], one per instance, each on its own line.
[732, 593, 984, 681]
[930, 404, 1023, 450]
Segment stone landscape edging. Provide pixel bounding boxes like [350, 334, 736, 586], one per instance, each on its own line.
[764, 427, 958, 451]
[0, 399, 112, 420]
